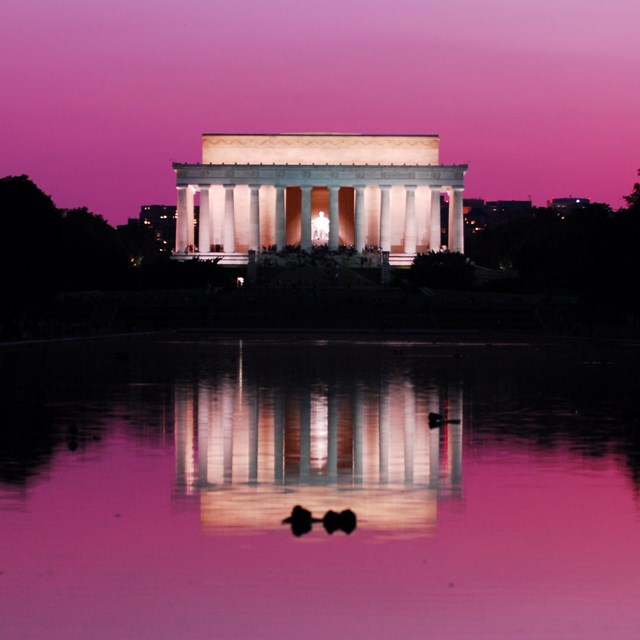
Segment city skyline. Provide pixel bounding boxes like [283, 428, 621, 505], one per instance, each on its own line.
[2, 0, 639, 225]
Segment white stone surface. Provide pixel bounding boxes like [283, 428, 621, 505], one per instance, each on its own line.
[202, 133, 439, 166]
[173, 133, 467, 257]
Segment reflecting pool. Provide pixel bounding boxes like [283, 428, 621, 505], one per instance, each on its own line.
[1, 335, 640, 639]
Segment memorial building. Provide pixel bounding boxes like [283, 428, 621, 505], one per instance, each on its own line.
[173, 134, 467, 264]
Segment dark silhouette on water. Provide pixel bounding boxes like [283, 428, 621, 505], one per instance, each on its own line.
[282, 506, 357, 537]
[282, 505, 321, 537]
[322, 509, 357, 535]
[428, 412, 462, 429]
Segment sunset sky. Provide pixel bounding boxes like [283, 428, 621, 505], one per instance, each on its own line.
[2, 0, 639, 225]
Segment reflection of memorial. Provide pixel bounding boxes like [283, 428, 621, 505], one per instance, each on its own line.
[174, 354, 464, 536]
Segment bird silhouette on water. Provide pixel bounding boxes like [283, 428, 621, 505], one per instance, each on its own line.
[282, 505, 357, 537]
[428, 412, 461, 429]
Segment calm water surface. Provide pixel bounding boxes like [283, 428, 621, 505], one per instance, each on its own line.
[1, 335, 640, 639]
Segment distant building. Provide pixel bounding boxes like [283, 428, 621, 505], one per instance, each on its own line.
[548, 197, 590, 213]
[464, 199, 532, 233]
[138, 204, 200, 251]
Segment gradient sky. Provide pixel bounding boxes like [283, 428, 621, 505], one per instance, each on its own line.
[2, 0, 639, 225]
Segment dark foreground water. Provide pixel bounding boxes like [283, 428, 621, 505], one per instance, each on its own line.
[1, 334, 640, 639]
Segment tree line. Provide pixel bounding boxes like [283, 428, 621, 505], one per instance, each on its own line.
[0, 175, 225, 298]
[3, 172, 640, 309]
[410, 171, 640, 310]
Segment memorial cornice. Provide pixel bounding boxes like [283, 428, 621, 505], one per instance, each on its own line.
[173, 163, 467, 188]
[202, 134, 439, 148]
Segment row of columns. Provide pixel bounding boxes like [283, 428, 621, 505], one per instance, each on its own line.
[175, 382, 463, 489]
[176, 183, 465, 255]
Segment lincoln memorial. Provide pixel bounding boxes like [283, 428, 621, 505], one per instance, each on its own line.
[173, 134, 467, 264]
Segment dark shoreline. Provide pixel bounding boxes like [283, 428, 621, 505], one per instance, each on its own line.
[2, 286, 638, 345]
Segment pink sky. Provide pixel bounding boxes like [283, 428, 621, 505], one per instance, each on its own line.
[2, 0, 639, 225]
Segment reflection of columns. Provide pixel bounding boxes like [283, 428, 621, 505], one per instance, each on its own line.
[327, 386, 338, 483]
[379, 185, 391, 252]
[429, 186, 442, 252]
[353, 384, 364, 484]
[299, 390, 311, 482]
[404, 185, 417, 254]
[379, 381, 390, 483]
[328, 186, 340, 251]
[175, 386, 188, 485]
[274, 390, 284, 484]
[248, 184, 260, 252]
[300, 186, 312, 251]
[403, 382, 415, 484]
[223, 184, 236, 253]
[354, 185, 366, 252]
[176, 186, 189, 253]
[448, 386, 463, 487]
[222, 386, 233, 483]
[429, 425, 440, 488]
[248, 386, 259, 484]
[275, 186, 286, 251]
[197, 385, 209, 486]
[448, 187, 464, 253]
[198, 185, 211, 252]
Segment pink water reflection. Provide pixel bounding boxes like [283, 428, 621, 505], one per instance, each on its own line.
[2, 339, 640, 639]
[2, 427, 638, 639]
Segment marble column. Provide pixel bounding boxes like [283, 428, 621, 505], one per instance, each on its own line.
[248, 184, 260, 252]
[176, 186, 189, 253]
[448, 187, 464, 253]
[354, 185, 366, 253]
[186, 186, 195, 251]
[223, 184, 236, 253]
[300, 186, 312, 251]
[429, 186, 442, 252]
[404, 185, 417, 254]
[379, 184, 391, 252]
[328, 185, 340, 251]
[275, 186, 286, 251]
[198, 185, 211, 253]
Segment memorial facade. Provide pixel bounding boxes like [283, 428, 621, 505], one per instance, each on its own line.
[173, 134, 467, 264]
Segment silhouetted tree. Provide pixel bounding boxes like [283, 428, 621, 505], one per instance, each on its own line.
[0, 175, 63, 294]
[623, 169, 640, 212]
[57, 207, 130, 290]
